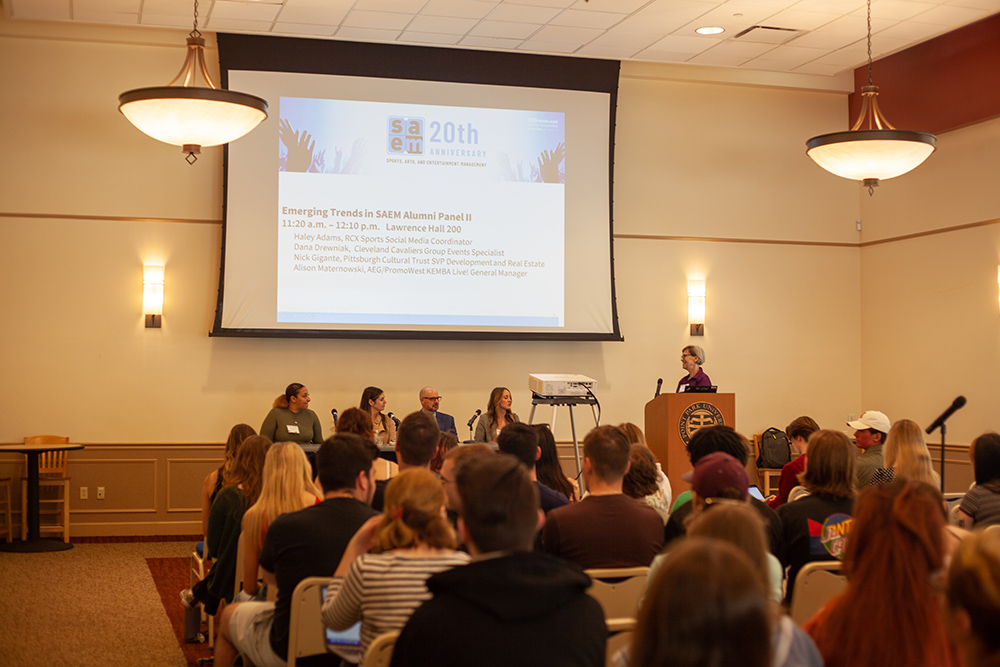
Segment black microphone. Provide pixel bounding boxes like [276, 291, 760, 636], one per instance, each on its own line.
[331, 409, 338, 426]
[388, 412, 400, 428]
[467, 409, 481, 429]
[926, 396, 966, 434]
[654, 378, 663, 398]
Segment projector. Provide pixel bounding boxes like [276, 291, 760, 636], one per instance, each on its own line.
[528, 374, 597, 397]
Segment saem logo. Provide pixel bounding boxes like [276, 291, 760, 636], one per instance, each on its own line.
[387, 117, 424, 155]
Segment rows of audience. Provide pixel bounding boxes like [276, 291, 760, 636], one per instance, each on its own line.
[186, 394, 1000, 667]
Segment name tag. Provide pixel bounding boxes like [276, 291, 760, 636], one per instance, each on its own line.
[287, 424, 300, 434]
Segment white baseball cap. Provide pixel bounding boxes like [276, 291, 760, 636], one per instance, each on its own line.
[847, 410, 890, 433]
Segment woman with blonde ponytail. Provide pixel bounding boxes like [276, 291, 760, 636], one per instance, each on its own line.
[321, 468, 469, 657]
[238, 442, 321, 599]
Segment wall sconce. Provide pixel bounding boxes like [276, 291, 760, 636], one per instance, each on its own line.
[143, 265, 164, 328]
[688, 279, 705, 336]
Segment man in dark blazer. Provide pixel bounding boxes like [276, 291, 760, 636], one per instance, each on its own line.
[419, 386, 458, 438]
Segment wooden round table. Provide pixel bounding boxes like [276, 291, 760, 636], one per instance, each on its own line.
[0, 442, 84, 552]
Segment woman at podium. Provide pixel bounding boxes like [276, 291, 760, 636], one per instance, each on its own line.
[677, 345, 711, 392]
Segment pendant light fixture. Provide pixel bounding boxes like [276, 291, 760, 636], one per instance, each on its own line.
[118, 0, 268, 164]
[805, 0, 936, 195]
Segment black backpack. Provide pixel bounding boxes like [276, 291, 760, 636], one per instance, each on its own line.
[756, 427, 791, 469]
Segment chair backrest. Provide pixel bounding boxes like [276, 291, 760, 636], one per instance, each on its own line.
[235, 531, 246, 599]
[361, 630, 400, 667]
[585, 567, 650, 620]
[286, 576, 332, 667]
[605, 629, 634, 667]
[948, 502, 962, 526]
[787, 485, 812, 503]
[24, 436, 70, 475]
[789, 561, 847, 625]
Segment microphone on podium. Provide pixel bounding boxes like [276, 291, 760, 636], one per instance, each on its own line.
[331, 409, 338, 426]
[388, 412, 401, 428]
[467, 409, 482, 441]
[654, 378, 663, 398]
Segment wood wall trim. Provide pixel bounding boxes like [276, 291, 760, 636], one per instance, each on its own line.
[859, 217, 1000, 247]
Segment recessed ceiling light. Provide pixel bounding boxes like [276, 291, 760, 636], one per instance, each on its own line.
[696, 26, 725, 35]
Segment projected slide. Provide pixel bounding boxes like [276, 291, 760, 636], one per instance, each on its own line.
[275, 97, 566, 327]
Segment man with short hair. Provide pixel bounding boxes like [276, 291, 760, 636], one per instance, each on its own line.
[439, 444, 494, 519]
[390, 455, 606, 667]
[542, 425, 663, 568]
[395, 410, 440, 470]
[214, 434, 379, 667]
[848, 410, 889, 487]
[497, 422, 568, 514]
[664, 424, 783, 556]
[419, 386, 458, 438]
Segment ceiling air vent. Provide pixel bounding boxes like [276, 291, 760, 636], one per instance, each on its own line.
[733, 25, 800, 44]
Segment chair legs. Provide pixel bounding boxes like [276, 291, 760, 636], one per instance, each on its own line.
[21, 478, 71, 542]
[0, 479, 12, 543]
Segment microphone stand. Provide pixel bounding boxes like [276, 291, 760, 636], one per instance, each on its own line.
[938, 423, 946, 493]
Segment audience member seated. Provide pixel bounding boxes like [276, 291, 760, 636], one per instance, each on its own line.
[238, 442, 321, 601]
[474, 386, 519, 443]
[776, 429, 856, 604]
[543, 425, 663, 568]
[632, 504, 821, 667]
[390, 454, 606, 667]
[498, 422, 569, 514]
[631, 538, 771, 667]
[622, 443, 671, 522]
[664, 425, 782, 557]
[944, 528, 1000, 667]
[533, 424, 578, 501]
[321, 469, 470, 659]
[438, 443, 493, 532]
[804, 480, 958, 667]
[619, 423, 671, 514]
[395, 411, 439, 471]
[429, 431, 458, 475]
[182, 435, 268, 615]
[846, 410, 889, 487]
[360, 386, 395, 445]
[336, 407, 375, 441]
[214, 433, 380, 667]
[959, 432, 1000, 529]
[870, 418, 940, 487]
[767, 416, 819, 509]
[201, 423, 256, 543]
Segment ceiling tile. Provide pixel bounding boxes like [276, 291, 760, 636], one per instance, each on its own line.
[205, 16, 276, 30]
[850, 0, 939, 20]
[751, 42, 827, 65]
[574, 43, 642, 58]
[407, 15, 479, 33]
[458, 34, 524, 48]
[635, 48, 699, 63]
[400, 30, 464, 44]
[342, 9, 413, 29]
[210, 1, 281, 21]
[334, 26, 403, 41]
[488, 3, 563, 22]
[550, 9, 624, 29]
[140, 13, 194, 26]
[947, 0, 1000, 10]
[517, 39, 580, 53]
[278, 4, 351, 24]
[587, 30, 660, 49]
[272, 21, 338, 35]
[909, 3, 989, 23]
[140, 0, 196, 17]
[569, 0, 650, 11]
[788, 0, 865, 12]
[75, 10, 139, 23]
[815, 14, 898, 33]
[647, 33, 719, 54]
[875, 19, 946, 39]
[793, 60, 851, 75]
[688, 51, 756, 66]
[786, 27, 860, 47]
[356, 0, 428, 11]
[508, 0, 575, 7]
[705, 39, 778, 56]
[11, 0, 71, 20]
[742, 59, 796, 71]
[530, 24, 603, 43]
[421, 0, 499, 19]
[74, 0, 140, 13]
[469, 19, 540, 37]
[761, 8, 842, 29]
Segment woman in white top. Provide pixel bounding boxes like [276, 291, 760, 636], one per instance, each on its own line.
[321, 468, 470, 658]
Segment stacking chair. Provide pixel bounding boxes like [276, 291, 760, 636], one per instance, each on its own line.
[585, 567, 650, 621]
[286, 576, 333, 667]
[605, 619, 636, 667]
[789, 561, 847, 624]
[361, 631, 400, 667]
[0, 477, 12, 543]
[190, 546, 214, 649]
[21, 435, 71, 542]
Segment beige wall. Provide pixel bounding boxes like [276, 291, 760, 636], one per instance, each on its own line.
[2, 17, 981, 533]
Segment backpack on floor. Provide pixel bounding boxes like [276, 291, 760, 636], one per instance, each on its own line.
[757, 427, 791, 469]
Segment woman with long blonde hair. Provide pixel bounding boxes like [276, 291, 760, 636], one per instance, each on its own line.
[321, 468, 470, 658]
[238, 442, 321, 599]
[870, 418, 940, 487]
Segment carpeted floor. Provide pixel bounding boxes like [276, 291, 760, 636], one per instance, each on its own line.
[148, 556, 214, 667]
[0, 541, 196, 667]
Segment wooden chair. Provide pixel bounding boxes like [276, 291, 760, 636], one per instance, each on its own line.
[789, 561, 847, 624]
[286, 576, 333, 667]
[585, 567, 649, 620]
[361, 631, 400, 667]
[0, 477, 12, 543]
[21, 435, 71, 543]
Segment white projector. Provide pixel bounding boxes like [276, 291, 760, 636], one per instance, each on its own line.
[528, 374, 597, 397]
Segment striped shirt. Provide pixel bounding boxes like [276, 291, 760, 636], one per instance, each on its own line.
[960, 484, 1000, 528]
[321, 551, 470, 654]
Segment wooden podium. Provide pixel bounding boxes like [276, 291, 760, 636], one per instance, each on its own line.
[644, 393, 735, 497]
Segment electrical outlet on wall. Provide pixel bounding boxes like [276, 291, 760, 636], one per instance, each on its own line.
[80, 487, 88, 500]
[97, 487, 105, 500]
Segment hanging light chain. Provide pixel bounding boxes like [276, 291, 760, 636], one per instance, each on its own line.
[866, 0, 873, 86]
[190, 0, 202, 40]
